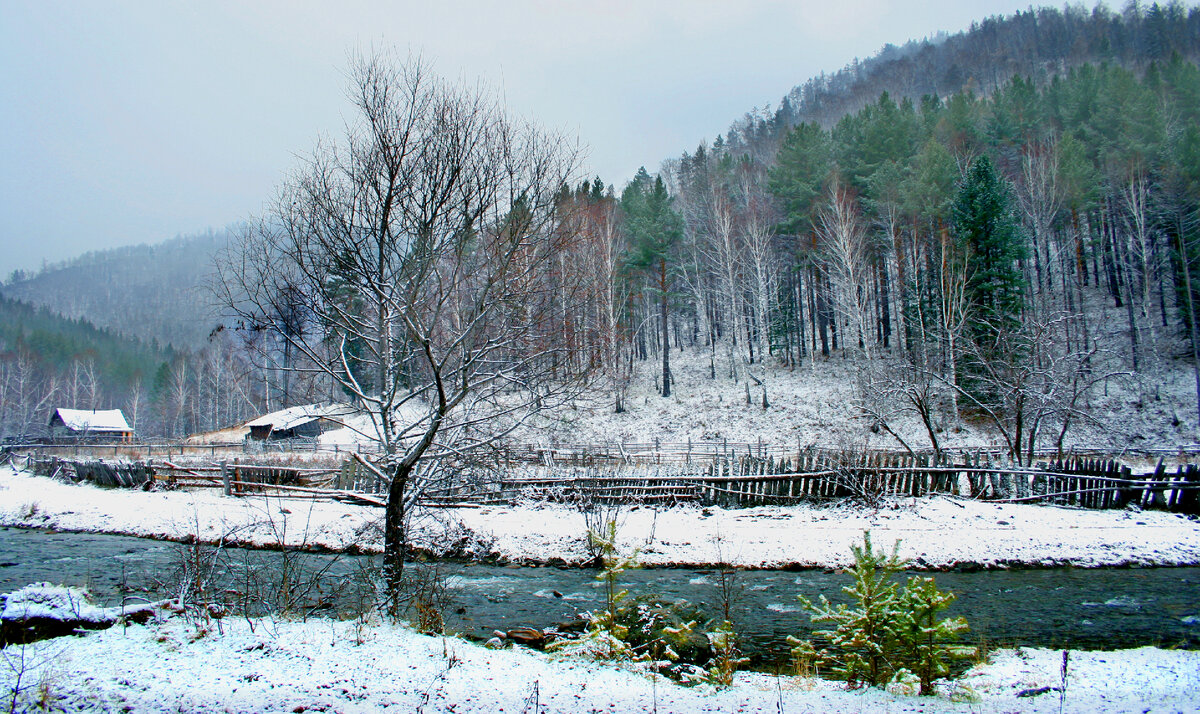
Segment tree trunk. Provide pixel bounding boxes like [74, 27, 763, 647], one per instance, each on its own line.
[383, 463, 410, 615]
[660, 259, 671, 398]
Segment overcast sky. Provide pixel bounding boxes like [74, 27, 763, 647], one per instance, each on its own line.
[1, 0, 1042, 276]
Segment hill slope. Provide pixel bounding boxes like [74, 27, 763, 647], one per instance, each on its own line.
[1, 230, 232, 349]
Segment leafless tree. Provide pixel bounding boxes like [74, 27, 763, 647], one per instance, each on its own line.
[818, 180, 875, 358]
[214, 51, 585, 606]
[944, 313, 1119, 465]
[938, 232, 970, 420]
[737, 160, 778, 365]
[1017, 137, 1064, 316]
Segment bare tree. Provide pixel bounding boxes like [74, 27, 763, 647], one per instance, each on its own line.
[938, 232, 969, 420]
[1017, 137, 1064, 316]
[215, 51, 585, 606]
[738, 160, 778, 366]
[944, 313, 1117, 465]
[818, 180, 874, 358]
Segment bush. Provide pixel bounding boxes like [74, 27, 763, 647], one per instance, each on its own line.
[789, 531, 970, 694]
[549, 518, 743, 686]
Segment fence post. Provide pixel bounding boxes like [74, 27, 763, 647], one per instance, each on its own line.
[221, 461, 231, 497]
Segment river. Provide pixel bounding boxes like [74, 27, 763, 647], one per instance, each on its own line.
[2, 527, 1197, 665]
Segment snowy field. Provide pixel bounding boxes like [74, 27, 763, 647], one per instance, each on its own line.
[3, 465, 1199, 569]
[2, 611, 1198, 713]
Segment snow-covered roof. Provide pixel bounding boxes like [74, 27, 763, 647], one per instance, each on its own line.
[245, 403, 354, 431]
[52, 408, 132, 433]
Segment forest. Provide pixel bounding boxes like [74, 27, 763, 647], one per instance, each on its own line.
[4, 3, 1200, 456]
[578, 54, 1200, 463]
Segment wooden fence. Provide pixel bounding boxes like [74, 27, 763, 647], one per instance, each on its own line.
[13, 450, 1200, 515]
[416, 453, 1199, 514]
[11, 438, 1200, 466]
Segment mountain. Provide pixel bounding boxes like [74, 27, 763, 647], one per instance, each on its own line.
[0, 229, 233, 349]
[721, 3, 1200, 156]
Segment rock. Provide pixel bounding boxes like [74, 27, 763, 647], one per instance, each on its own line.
[506, 626, 546, 647]
[484, 637, 505, 649]
[1016, 686, 1058, 698]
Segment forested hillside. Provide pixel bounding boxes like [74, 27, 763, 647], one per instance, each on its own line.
[0, 295, 166, 437]
[0, 292, 270, 440]
[729, 3, 1200, 155]
[1, 229, 231, 348]
[543, 5, 1200, 460]
[5, 3, 1200, 454]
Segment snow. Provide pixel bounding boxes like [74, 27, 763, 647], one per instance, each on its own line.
[2, 464, 1199, 711]
[272, 346, 1200, 462]
[245, 403, 357, 431]
[2, 614, 1197, 713]
[51, 408, 130, 433]
[3, 464, 1199, 569]
[1, 583, 116, 624]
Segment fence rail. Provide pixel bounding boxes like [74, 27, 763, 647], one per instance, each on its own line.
[8, 447, 1200, 515]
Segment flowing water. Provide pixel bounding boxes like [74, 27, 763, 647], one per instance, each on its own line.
[2, 527, 1198, 665]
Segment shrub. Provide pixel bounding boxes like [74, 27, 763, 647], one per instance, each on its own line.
[789, 531, 970, 694]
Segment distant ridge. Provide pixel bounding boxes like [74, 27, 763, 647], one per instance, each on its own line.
[721, 3, 1200, 153]
[1, 229, 233, 349]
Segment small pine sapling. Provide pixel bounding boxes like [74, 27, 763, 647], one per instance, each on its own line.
[791, 531, 972, 695]
[704, 620, 748, 686]
[549, 518, 642, 661]
[788, 531, 907, 688]
[893, 575, 969, 694]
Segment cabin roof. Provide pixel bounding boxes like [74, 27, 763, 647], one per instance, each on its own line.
[51, 408, 132, 433]
[244, 403, 353, 432]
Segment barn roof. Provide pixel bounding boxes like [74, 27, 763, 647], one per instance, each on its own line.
[245, 403, 352, 432]
[52, 408, 132, 433]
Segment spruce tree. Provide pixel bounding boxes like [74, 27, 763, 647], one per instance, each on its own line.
[623, 170, 684, 397]
[952, 155, 1027, 341]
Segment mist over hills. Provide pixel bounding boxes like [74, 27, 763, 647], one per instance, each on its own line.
[1, 229, 233, 349]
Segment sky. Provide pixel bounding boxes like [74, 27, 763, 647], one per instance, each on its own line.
[0, 0, 1041, 276]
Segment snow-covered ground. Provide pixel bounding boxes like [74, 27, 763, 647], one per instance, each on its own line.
[3, 465, 1199, 569]
[3, 464, 1200, 712]
[499, 346, 1200, 454]
[2, 609, 1197, 713]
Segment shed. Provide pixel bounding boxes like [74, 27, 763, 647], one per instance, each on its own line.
[244, 404, 349, 441]
[49, 408, 134, 443]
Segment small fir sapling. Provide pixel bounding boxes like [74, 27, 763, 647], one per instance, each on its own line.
[789, 531, 905, 688]
[893, 575, 969, 694]
[704, 619, 748, 686]
[550, 519, 704, 678]
[549, 518, 642, 661]
[789, 531, 970, 693]
[704, 529, 747, 687]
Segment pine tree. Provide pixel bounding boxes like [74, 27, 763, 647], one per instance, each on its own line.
[953, 155, 1027, 342]
[769, 122, 833, 237]
[623, 170, 684, 397]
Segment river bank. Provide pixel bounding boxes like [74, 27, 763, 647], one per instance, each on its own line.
[3, 465, 1200, 569]
[2, 611, 1197, 713]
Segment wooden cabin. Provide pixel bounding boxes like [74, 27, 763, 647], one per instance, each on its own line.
[244, 404, 345, 441]
[49, 408, 134, 443]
